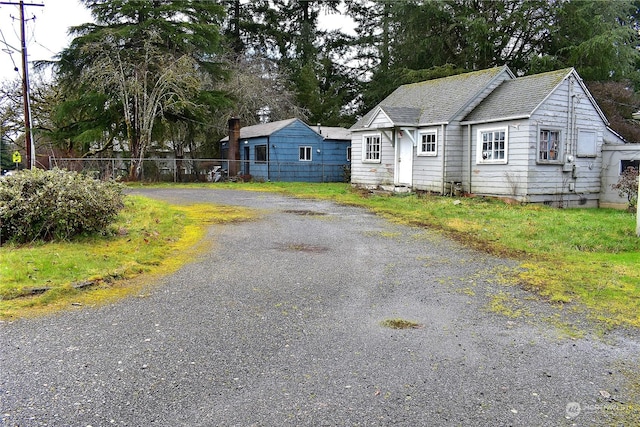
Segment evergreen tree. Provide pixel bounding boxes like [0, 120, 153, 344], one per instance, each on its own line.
[531, 0, 640, 83]
[54, 0, 227, 179]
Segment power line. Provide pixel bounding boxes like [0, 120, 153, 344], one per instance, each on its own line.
[0, 1, 44, 169]
[0, 27, 20, 73]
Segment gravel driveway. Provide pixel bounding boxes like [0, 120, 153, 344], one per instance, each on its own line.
[1, 188, 638, 426]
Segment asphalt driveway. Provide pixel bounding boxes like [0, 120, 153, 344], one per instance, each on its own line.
[1, 188, 638, 426]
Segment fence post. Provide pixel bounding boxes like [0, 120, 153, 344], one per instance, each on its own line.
[636, 173, 640, 237]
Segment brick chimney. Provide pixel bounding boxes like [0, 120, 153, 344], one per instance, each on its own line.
[228, 117, 241, 177]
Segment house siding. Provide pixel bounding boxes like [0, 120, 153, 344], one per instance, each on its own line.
[436, 71, 514, 191]
[369, 110, 393, 129]
[230, 119, 350, 182]
[600, 144, 640, 208]
[465, 121, 532, 197]
[350, 130, 395, 187]
[413, 127, 445, 192]
[526, 78, 604, 206]
[350, 67, 620, 207]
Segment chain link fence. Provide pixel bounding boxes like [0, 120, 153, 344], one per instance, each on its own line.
[50, 157, 350, 183]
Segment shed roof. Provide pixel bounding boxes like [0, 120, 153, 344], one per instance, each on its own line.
[221, 118, 350, 142]
[351, 66, 513, 130]
[317, 126, 351, 140]
[462, 68, 573, 123]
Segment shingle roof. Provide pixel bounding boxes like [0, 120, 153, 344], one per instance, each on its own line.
[220, 118, 298, 142]
[463, 68, 573, 123]
[317, 126, 351, 140]
[221, 118, 350, 142]
[379, 106, 423, 125]
[351, 66, 512, 130]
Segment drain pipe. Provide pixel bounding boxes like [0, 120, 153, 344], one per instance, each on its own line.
[441, 124, 446, 194]
[468, 123, 473, 195]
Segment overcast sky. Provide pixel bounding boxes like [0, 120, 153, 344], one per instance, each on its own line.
[0, 0, 91, 83]
[0, 1, 355, 85]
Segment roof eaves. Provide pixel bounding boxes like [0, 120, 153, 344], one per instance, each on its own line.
[527, 68, 574, 119]
[573, 70, 610, 126]
[416, 121, 449, 127]
[364, 106, 394, 128]
[461, 114, 531, 126]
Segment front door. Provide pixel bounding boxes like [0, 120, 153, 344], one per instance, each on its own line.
[397, 135, 413, 186]
[244, 146, 250, 175]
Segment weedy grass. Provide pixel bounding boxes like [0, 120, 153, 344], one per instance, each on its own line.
[380, 318, 423, 329]
[0, 195, 256, 319]
[167, 182, 640, 328]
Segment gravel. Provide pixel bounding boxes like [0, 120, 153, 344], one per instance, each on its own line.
[1, 188, 638, 426]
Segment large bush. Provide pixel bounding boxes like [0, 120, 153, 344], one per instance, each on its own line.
[0, 168, 124, 244]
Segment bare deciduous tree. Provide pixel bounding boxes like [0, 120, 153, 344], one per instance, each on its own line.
[79, 29, 203, 179]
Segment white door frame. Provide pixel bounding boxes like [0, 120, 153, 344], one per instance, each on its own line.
[395, 129, 413, 186]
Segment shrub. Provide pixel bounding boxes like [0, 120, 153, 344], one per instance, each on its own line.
[0, 168, 124, 244]
[611, 166, 639, 210]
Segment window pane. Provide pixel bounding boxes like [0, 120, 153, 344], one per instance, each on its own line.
[255, 145, 267, 162]
[539, 130, 560, 161]
[621, 160, 640, 173]
[365, 136, 381, 160]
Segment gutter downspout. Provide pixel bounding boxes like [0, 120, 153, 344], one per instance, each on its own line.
[394, 128, 399, 186]
[468, 124, 473, 194]
[567, 76, 575, 158]
[441, 124, 446, 194]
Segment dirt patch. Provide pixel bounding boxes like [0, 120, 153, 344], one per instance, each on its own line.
[283, 209, 327, 216]
[275, 242, 330, 253]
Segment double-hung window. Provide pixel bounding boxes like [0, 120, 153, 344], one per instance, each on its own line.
[538, 129, 561, 163]
[299, 146, 312, 161]
[477, 128, 507, 164]
[363, 134, 381, 163]
[418, 131, 437, 156]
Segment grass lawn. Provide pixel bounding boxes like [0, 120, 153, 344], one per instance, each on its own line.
[2, 181, 639, 329]
[0, 195, 256, 319]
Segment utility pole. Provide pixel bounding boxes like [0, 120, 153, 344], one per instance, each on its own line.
[0, 1, 44, 169]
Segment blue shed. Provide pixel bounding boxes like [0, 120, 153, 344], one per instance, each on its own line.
[221, 118, 351, 182]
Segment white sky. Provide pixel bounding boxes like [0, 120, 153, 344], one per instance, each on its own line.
[0, 0, 355, 85]
[0, 0, 92, 84]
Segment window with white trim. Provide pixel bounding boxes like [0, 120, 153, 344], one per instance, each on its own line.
[347, 147, 351, 162]
[477, 128, 507, 163]
[299, 146, 312, 161]
[538, 129, 561, 163]
[363, 134, 381, 163]
[418, 131, 437, 156]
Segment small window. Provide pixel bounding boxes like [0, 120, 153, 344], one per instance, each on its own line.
[418, 131, 437, 156]
[621, 159, 640, 174]
[299, 146, 312, 161]
[347, 146, 352, 162]
[538, 129, 561, 163]
[363, 134, 381, 163]
[477, 128, 507, 164]
[255, 144, 267, 163]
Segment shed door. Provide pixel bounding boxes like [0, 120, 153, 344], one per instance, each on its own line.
[244, 146, 250, 175]
[397, 136, 413, 185]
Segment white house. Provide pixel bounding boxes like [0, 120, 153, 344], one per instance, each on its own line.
[350, 66, 638, 208]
